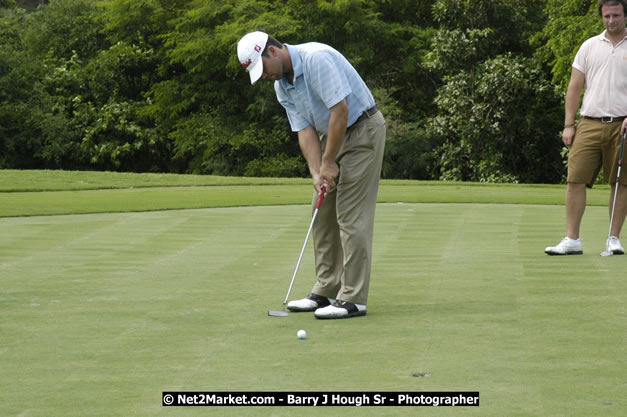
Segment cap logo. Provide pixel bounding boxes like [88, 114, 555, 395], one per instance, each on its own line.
[237, 32, 268, 82]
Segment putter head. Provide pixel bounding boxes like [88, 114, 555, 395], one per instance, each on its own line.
[268, 302, 289, 317]
[268, 310, 288, 317]
[600, 251, 613, 257]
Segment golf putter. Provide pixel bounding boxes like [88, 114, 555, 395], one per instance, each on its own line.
[601, 131, 626, 257]
[268, 186, 327, 316]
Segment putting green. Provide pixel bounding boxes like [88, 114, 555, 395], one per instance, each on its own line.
[1, 203, 625, 416]
[0, 169, 613, 217]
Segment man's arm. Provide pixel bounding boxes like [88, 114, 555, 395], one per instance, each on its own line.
[298, 125, 323, 193]
[563, 68, 585, 147]
[319, 99, 348, 190]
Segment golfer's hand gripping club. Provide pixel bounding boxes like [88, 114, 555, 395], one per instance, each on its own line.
[315, 185, 327, 209]
[281, 186, 327, 311]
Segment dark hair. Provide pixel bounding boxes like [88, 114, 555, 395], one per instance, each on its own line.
[262, 35, 283, 56]
[598, 0, 627, 16]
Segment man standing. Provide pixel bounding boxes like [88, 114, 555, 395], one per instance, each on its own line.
[237, 32, 386, 318]
[545, 0, 627, 255]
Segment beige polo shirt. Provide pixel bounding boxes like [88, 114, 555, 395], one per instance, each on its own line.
[573, 30, 627, 118]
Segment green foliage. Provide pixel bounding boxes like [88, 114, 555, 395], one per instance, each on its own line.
[375, 87, 438, 179]
[0, 0, 585, 182]
[0, 16, 84, 169]
[0, 0, 16, 8]
[78, 100, 168, 172]
[425, 27, 494, 75]
[281, 0, 437, 117]
[21, 0, 107, 60]
[170, 111, 303, 176]
[83, 41, 159, 103]
[169, 111, 232, 174]
[425, 0, 564, 183]
[100, 0, 187, 47]
[429, 54, 563, 183]
[532, 0, 600, 93]
[426, 0, 546, 74]
[0, 5, 24, 48]
[39, 41, 170, 171]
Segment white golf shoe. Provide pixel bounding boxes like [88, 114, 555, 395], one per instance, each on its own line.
[607, 236, 624, 255]
[545, 237, 583, 256]
[287, 293, 331, 312]
[314, 300, 366, 320]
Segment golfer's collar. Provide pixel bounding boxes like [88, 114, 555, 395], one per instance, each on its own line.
[280, 44, 302, 90]
[599, 29, 627, 43]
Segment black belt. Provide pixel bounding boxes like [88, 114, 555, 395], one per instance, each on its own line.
[349, 105, 379, 129]
[582, 116, 626, 124]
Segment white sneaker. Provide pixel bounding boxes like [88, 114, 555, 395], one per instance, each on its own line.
[545, 237, 583, 256]
[314, 300, 366, 319]
[287, 293, 331, 312]
[607, 236, 624, 255]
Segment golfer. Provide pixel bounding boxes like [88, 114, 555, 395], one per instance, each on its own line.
[545, 0, 627, 255]
[237, 31, 386, 319]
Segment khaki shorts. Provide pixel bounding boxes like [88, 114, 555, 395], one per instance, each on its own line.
[567, 118, 626, 187]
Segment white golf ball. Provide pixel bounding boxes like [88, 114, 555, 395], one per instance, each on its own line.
[297, 329, 307, 339]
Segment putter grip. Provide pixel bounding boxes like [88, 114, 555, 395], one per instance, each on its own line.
[316, 186, 326, 209]
[619, 132, 626, 164]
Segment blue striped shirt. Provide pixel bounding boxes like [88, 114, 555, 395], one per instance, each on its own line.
[274, 43, 375, 134]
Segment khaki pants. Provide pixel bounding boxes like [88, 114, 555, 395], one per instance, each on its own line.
[311, 111, 386, 305]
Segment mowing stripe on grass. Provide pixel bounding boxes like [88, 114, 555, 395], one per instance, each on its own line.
[1, 203, 625, 417]
[0, 182, 614, 217]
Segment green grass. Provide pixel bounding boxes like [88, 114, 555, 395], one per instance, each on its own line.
[0, 169, 310, 192]
[1, 170, 625, 417]
[0, 169, 614, 217]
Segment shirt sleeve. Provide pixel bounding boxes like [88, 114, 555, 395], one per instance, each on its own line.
[572, 39, 590, 74]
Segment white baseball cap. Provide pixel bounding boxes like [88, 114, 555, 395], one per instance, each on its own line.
[237, 31, 269, 84]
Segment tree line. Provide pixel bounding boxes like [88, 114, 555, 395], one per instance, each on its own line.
[0, 0, 602, 183]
